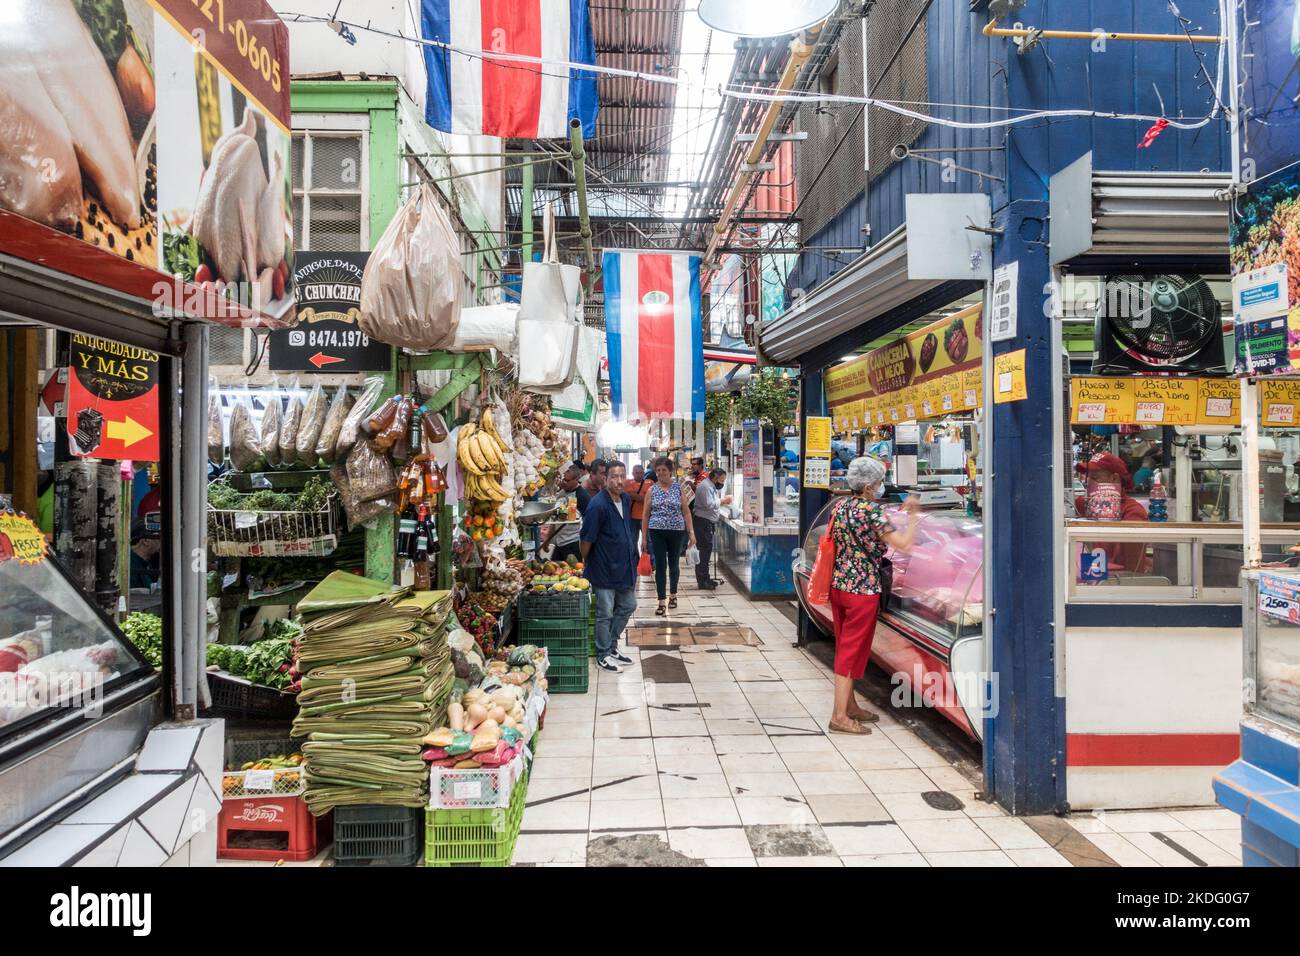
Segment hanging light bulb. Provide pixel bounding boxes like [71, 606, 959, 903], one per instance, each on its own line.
[696, 0, 836, 38]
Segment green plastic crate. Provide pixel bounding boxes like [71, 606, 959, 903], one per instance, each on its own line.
[519, 618, 589, 658]
[333, 806, 424, 867]
[546, 654, 589, 694]
[424, 770, 528, 867]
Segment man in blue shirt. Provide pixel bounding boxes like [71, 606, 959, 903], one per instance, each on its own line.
[580, 461, 638, 672]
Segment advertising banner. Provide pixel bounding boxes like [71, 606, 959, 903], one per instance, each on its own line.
[66, 334, 160, 462]
[0, 0, 292, 323]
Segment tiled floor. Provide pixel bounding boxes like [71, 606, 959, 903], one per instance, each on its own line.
[519, 576, 1245, 868]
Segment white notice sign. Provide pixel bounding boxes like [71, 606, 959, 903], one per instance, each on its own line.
[990, 261, 1018, 342]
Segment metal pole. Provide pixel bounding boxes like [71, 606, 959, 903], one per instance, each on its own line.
[1242, 377, 1262, 568]
[181, 322, 209, 715]
[521, 155, 535, 267]
[569, 119, 596, 290]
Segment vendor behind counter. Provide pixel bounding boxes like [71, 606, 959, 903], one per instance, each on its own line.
[1074, 452, 1151, 574]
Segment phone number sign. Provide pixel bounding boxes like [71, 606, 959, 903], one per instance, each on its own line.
[270, 252, 391, 372]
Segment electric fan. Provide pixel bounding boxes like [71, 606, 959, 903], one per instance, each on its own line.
[1092, 274, 1226, 373]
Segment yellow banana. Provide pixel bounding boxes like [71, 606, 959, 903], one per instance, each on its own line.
[467, 433, 492, 473]
[477, 433, 505, 472]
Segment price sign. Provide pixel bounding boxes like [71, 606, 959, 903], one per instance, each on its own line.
[1071, 377, 1136, 425]
[804, 455, 830, 490]
[941, 394, 954, 412]
[963, 388, 978, 409]
[1266, 403, 1296, 425]
[1134, 377, 1198, 425]
[1075, 402, 1106, 424]
[993, 350, 1028, 403]
[921, 399, 934, 417]
[905, 403, 916, 420]
[1135, 402, 1165, 423]
[805, 416, 831, 455]
[270, 253, 392, 372]
[1197, 377, 1240, 424]
[1261, 379, 1300, 425]
[243, 769, 275, 792]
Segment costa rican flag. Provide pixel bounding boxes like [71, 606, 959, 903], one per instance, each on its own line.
[421, 0, 598, 139]
[603, 250, 705, 423]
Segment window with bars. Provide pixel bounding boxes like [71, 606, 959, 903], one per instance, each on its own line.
[292, 131, 368, 251]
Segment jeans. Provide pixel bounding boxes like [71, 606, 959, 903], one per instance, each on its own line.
[594, 586, 637, 659]
[694, 517, 715, 587]
[648, 528, 685, 600]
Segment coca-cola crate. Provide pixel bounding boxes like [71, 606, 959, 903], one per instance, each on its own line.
[217, 794, 331, 862]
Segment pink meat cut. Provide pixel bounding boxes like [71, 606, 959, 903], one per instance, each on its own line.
[190, 109, 285, 283]
[0, 0, 141, 229]
[0, 48, 83, 228]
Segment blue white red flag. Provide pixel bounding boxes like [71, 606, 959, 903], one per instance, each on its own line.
[603, 250, 705, 423]
[421, 0, 598, 139]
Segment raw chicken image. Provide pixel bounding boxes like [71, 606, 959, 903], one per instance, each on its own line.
[0, 0, 142, 229]
[189, 108, 289, 290]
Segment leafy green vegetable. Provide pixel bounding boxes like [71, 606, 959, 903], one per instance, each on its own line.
[295, 476, 331, 512]
[163, 229, 201, 282]
[261, 617, 303, 644]
[207, 643, 248, 676]
[72, 0, 128, 64]
[247, 489, 294, 512]
[122, 612, 163, 669]
[207, 482, 243, 510]
[243, 635, 294, 689]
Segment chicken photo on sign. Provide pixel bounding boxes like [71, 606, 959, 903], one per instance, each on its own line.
[0, 0, 157, 259]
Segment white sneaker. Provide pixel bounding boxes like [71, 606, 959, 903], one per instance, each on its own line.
[596, 657, 622, 672]
[609, 650, 633, 665]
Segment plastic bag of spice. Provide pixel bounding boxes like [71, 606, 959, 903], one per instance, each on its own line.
[316, 386, 354, 465]
[296, 380, 328, 465]
[279, 385, 304, 467]
[336, 376, 384, 461]
[228, 395, 261, 472]
[260, 387, 282, 468]
[207, 392, 224, 465]
[344, 440, 395, 527]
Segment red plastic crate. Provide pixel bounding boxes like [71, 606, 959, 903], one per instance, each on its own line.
[217, 794, 331, 862]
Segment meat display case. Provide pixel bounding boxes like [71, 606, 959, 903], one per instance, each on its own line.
[793, 499, 985, 740]
[0, 542, 161, 849]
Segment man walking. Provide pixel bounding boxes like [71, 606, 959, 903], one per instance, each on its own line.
[691, 467, 731, 590]
[580, 461, 638, 672]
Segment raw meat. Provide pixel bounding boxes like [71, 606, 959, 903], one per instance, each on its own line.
[0, 48, 82, 227]
[0, 0, 141, 228]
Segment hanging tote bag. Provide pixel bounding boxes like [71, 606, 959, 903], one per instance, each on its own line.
[359, 183, 463, 349]
[807, 507, 837, 607]
[517, 204, 582, 390]
[638, 552, 653, 578]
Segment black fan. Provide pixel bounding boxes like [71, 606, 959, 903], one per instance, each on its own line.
[1092, 274, 1226, 373]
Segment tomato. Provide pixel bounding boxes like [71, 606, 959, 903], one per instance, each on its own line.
[272, 265, 286, 300]
[195, 263, 212, 284]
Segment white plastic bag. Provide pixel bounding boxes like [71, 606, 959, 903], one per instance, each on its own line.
[359, 183, 463, 349]
[517, 205, 581, 391]
[685, 545, 701, 567]
[450, 303, 519, 353]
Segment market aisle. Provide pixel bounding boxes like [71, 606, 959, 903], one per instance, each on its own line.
[516, 578, 1245, 868]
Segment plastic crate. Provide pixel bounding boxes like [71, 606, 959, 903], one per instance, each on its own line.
[218, 795, 330, 862]
[206, 670, 299, 720]
[518, 588, 590, 619]
[545, 654, 589, 694]
[425, 770, 528, 867]
[519, 618, 588, 658]
[430, 754, 522, 810]
[332, 806, 424, 867]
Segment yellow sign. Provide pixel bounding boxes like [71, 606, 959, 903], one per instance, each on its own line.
[962, 368, 982, 411]
[1071, 377, 1136, 425]
[1133, 378, 1199, 426]
[993, 350, 1028, 403]
[1261, 379, 1300, 425]
[0, 513, 47, 566]
[1197, 378, 1241, 425]
[805, 417, 831, 455]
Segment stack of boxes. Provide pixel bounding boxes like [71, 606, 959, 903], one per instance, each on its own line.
[518, 589, 591, 694]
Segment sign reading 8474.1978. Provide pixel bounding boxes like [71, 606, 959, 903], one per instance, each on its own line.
[269, 252, 392, 373]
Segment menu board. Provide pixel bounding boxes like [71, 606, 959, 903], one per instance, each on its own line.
[1134, 378, 1199, 426]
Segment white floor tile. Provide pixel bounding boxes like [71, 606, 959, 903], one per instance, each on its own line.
[658, 772, 734, 799]
[860, 769, 936, 794]
[734, 796, 817, 826]
[755, 856, 844, 867]
[1006, 847, 1073, 867]
[663, 797, 742, 828]
[822, 823, 918, 856]
[794, 771, 870, 796]
[924, 850, 1015, 867]
[668, 826, 755, 860]
[520, 799, 590, 831]
[719, 752, 788, 775]
[588, 798, 666, 831]
[972, 816, 1050, 851]
[513, 832, 588, 864]
[841, 853, 930, 867]
[713, 735, 778, 755]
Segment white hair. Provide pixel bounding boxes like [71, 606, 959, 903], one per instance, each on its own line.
[846, 456, 887, 492]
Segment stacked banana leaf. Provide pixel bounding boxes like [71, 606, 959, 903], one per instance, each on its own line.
[290, 572, 455, 814]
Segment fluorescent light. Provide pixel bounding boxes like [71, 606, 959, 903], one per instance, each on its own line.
[696, 0, 836, 37]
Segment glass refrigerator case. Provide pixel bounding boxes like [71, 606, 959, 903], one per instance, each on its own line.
[1246, 570, 1300, 733]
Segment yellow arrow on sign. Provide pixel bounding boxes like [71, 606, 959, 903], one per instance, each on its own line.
[106, 415, 154, 447]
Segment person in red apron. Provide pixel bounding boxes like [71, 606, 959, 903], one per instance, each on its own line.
[1074, 452, 1151, 575]
[826, 457, 921, 735]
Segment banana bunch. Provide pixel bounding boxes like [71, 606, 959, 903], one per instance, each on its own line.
[459, 408, 513, 502]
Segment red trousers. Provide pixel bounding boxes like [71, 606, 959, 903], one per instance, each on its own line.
[830, 588, 881, 679]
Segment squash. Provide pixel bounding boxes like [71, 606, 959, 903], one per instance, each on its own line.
[448, 702, 465, 732]
[488, 705, 506, 724]
[462, 688, 486, 706]
[453, 759, 480, 769]
[465, 702, 488, 731]
[479, 718, 499, 733]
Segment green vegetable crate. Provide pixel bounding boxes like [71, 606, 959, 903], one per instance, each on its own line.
[333, 805, 424, 867]
[518, 618, 588, 658]
[588, 600, 596, 658]
[544, 654, 589, 695]
[206, 671, 299, 720]
[425, 770, 528, 867]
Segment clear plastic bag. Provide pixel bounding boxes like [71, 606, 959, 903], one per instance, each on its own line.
[336, 375, 385, 461]
[227, 394, 261, 472]
[260, 387, 282, 469]
[279, 386, 304, 467]
[207, 392, 224, 465]
[316, 385, 354, 465]
[296, 380, 328, 466]
[344, 440, 395, 527]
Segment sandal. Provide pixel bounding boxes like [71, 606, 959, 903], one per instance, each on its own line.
[655, 604, 667, 617]
[828, 718, 871, 736]
[847, 706, 879, 723]
[668, 596, 678, 610]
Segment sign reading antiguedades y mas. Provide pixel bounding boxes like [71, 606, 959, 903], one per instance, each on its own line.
[269, 253, 392, 372]
[66, 335, 161, 463]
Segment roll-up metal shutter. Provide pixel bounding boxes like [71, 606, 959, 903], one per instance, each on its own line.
[1050, 153, 1231, 263]
[759, 226, 945, 366]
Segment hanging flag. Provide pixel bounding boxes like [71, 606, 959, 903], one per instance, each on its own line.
[603, 250, 705, 423]
[421, 0, 598, 139]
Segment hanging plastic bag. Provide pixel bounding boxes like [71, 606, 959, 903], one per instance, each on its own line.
[685, 545, 701, 567]
[296, 380, 328, 466]
[552, 325, 602, 430]
[260, 386, 282, 469]
[344, 440, 396, 528]
[517, 205, 582, 391]
[807, 516, 837, 607]
[317, 386, 354, 465]
[637, 552, 653, 578]
[279, 384, 304, 467]
[336, 375, 384, 461]
[228, 395, 261, 472]
[359, 183, 463, 349]
[450, 303, 519, 354]
[207, 392, 224, 465]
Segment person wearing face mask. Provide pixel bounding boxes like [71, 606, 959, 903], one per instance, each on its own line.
[825, 456, 921, 735]
[691, 467, 733, 590]
[1074, 452, 1151, 574]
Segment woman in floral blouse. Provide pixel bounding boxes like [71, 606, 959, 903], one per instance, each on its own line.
[826, 456, 921, 735]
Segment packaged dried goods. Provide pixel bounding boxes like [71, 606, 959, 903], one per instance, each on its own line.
[296, 380, 328, 465]
[336, 375, 384, 460]
[279, 392, 304, 466]
[260, 389, 282, 468]
[207, 393, 224, 465]
[228, 395, 261, 472]
[316, 386, 354, 464]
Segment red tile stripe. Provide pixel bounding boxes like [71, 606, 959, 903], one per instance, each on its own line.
[1067, 733, 1241, 767]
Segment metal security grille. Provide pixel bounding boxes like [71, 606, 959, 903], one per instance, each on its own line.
[796, 24, 867, 240]
[865, 0, 928, 178]
[208, 325, 246, 367]
[292, 131, 367, 252]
